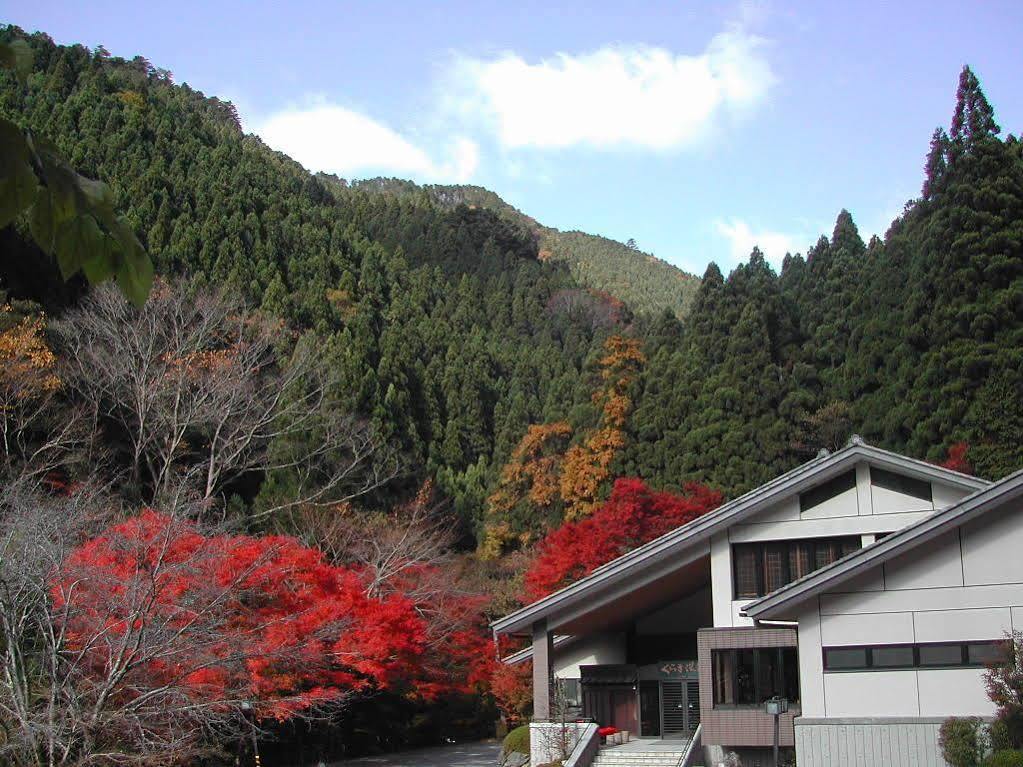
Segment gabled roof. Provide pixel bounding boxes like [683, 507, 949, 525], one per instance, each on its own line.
[492, 438, 989, 636]
[744, 468, 1023, 620]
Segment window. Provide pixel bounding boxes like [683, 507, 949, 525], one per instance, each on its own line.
[870, 467, 932, 502]
[823, 641, 1005, 672]
[918, 644, 965, 667]
[968, 642, 1007, 665]
[712, 647, 799, 707]
[800, 470, 856, 512]
[871, 646, 915, 668]
[732, 537, 862, 599]
[823, 647, 868, 670]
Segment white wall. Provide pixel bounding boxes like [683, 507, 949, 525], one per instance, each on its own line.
[792, 498, 1023, 719]
[709, 461, 965, 629]
[552, 633, 626, 678]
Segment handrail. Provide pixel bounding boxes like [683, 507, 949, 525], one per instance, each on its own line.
[563, 722, 600, 767]
[677, 723, 702, 767]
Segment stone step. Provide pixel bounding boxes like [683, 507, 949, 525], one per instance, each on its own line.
[592, 752, 687, 767]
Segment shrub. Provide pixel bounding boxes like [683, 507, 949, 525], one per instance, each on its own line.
[984, 751, 1023, 767]
[503, 724, 531, 757]
[940, 717, 985, 767]
[986, 631, 1023, 748]
[992, 721, 1015, 752]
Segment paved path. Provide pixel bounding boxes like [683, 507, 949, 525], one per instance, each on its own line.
[332, 740, 501, 767]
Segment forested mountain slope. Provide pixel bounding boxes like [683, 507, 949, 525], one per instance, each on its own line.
[623, 68, 1023, 493]
[0, 27, 621, 529]
[1, 25, 1020, 538]
[347, 177, 701, 317]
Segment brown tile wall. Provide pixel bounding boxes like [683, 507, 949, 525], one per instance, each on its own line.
[697, 627, 800, 748]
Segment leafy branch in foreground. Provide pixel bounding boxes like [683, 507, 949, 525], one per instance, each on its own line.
[0, 39, 153, 306]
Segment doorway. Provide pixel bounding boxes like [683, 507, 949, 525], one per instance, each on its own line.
[638, 680, 700, 737]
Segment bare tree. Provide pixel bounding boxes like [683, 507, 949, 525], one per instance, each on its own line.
[0, 309, 91, 483]
[292, 482, 454, 595]
[53, 280, 401, 517]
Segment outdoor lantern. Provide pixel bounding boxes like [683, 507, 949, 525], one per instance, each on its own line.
[764, 696, 788, 716]
[765, 696, 788, 767]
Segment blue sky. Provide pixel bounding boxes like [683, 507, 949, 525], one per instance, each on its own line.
[7, 1, 1022, 275]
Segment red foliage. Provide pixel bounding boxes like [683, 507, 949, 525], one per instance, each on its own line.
[940, 442, 973, 475]
[524, 478, 723, 600]
[52, 510, 487, 722]
[371, 561, 496, 700]
[489, 660, 533, 722]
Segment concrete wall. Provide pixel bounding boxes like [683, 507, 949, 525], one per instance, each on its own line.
[552, 633, 626, 679]
[789, 498, 1023, 765]
[794, 718, 953, 767]
[709, 461, 972, 628]
[796, 499, 1023, 719]
[529, 722, 592, 767]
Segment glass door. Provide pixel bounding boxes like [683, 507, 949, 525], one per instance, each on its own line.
[639, 681, 661, 737]
[685, 681, 700, 731]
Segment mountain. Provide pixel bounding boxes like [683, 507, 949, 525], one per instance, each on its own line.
[0, 26, 626, 529]
[343, 178, 700, 317]
[2, 24, 1021, 532]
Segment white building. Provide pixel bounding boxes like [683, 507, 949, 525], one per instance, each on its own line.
[744, 463, 1023, 766]
[493, 439, 1020, 767]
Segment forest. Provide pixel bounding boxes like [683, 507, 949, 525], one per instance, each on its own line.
[0, 22, 1021, 767]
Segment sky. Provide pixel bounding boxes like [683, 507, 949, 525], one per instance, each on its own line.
[6, 1, 1022, 275]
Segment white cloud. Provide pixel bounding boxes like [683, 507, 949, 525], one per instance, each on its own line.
[444, 28, 774, 151]
[714, 217, 801, 268]
[253, 99, 479, 182]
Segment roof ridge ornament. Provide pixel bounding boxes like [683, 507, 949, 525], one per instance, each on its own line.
[847, 434, 865, 447]
[816, 448, 830, 458]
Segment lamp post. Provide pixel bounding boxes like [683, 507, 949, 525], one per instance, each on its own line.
[764, 696, 788, 767]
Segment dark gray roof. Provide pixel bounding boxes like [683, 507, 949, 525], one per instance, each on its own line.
[492, 439, 988, 635]
[744, 468, 1023, 620]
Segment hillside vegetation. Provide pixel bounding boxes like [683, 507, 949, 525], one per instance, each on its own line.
[348, 177, 701, 317]
[1, 23, 1022, 765]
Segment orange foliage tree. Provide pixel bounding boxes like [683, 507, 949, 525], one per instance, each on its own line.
[0, 306, 67, 474]
[479, 422, 572, 558]
[559, 336, 646, 520]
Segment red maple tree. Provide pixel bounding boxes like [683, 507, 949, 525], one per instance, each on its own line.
[52, 510, 481, 732]
[940, 441, 973, 475]
[524, 478, 722, 600]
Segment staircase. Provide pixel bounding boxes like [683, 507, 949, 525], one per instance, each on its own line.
[591, 745, 688, 767]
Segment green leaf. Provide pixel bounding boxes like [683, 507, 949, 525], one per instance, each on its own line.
[0, 41, 33, 82]
[81, 233, 117, 283]
[115, 244, 155, 307]
[31, 136, 78, 223]
[77, 175, 117, 222]
[0, 118, 39, 227]
[29, 187, 55, 253]
[54, 214, 104, 280]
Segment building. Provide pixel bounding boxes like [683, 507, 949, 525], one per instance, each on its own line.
[744, 465, 1023, 766]
[491, 439, 1023, 766]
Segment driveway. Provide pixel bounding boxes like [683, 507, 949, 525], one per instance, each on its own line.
[332, 740, 501, 766]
